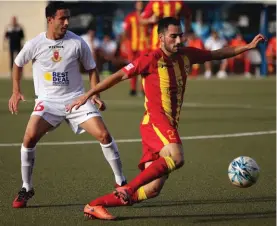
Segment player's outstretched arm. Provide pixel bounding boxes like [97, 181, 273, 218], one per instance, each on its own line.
[88, 68, 107, 111]
[66, 69, 128, 112]
[211, 34, 266, 60]
[139, 15, 158, 25]
[8, 64, 25, 114]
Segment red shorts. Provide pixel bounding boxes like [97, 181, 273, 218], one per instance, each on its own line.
[138, 122, 182, 170]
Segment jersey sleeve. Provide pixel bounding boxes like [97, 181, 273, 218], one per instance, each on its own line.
[185, 47, 212, 64]
[122, 53, 151, 78]
[141, 2, 153, 18]
[80, 38, 96, 71]
[14, 41, 33, 67]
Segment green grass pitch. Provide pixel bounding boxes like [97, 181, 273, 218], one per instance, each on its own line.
[0, 77, 275, 226]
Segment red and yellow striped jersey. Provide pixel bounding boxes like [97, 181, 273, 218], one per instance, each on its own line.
[229, 38, 247, 59]
[141, 1, 191, 50]
[122, 47, 212, 128]
[123, 11, 148, 53]
[266, 37, 276, 57]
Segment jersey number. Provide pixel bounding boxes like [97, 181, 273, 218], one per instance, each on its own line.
[34, 101, 44, 111]
[167, 130, 177, 141]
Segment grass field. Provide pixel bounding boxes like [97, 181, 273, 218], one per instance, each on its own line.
[0, 77, 276, 226]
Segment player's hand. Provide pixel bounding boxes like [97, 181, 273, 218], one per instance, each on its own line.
[8, 92, 25, 115]
[66, 94, 89, 113]
[91, 96, 106, 111]
[149, 15, 158, 24]
[248, 34, 267, 49]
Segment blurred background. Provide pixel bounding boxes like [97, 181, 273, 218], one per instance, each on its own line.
[0, 3, 275, 225]
[0, 0, 275, 80]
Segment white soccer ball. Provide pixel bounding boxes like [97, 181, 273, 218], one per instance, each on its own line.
[228, 156, 260, 188]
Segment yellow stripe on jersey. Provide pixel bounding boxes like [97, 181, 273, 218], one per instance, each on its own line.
[142, 78, 150, 124]
[163, 2, 171, 17]
[152, 2, 160, 49]
[152, 24, 159, 50]
[130, 16, 138, 51]
[164, 156, 176, 172]
[142, 113, 149, 124]
[152, 124, 169, 145]
[153, 2, 160, 16]
[157, 58, 174, 125]
[173, 61, 183, 125]
[175, 2, 182, 14]
[139, 24, 144, 51]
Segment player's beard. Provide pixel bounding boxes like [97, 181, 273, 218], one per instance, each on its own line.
[165, 44, 178, 53]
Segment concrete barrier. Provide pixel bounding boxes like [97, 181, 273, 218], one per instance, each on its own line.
[0, 1, 46, 78]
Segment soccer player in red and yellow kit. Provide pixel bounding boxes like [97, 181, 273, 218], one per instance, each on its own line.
[228, 33, 251, 77]
[122, 1, 148, 96]
[266, 36, 276, 74]
[66, 17, 266, 220]
[141, 0, 192, 51]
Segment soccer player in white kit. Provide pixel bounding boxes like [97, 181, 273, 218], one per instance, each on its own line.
[8, 1, 126, 208]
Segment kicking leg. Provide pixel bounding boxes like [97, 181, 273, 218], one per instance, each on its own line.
[84, 162, 167, 220]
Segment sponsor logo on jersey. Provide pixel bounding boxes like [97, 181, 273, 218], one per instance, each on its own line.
[51, 49, 62, 62]
[49, 45, 64, 49]
[87, 112, 94, 116]
[44, 72, 69, 86]
[125, 63, 134, 71]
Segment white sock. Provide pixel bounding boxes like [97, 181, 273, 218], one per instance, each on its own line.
[21, 144, 35, 192]
[100, 138, 126, 185]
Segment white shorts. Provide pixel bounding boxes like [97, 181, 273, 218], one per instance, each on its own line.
[31, 98, 101, 134]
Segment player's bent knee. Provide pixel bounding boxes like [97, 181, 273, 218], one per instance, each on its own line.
[175, 157, 185, 169]
[97, 130, 112, 144]
[172, 152, 185, 169]
[23, 132, 39, 148]
[160, 143, 184, 169]
[166, 153, 184, 170]
[145, 184, 163, 199]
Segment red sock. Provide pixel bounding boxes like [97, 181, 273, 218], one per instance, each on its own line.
[89, 192, 139, 207]
[128, 157, 169, 193]
[130, 77, 137, 91]
[244, 58, 250, 73]
[89, 193, 126, 207]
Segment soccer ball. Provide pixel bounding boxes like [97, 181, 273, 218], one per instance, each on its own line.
[228, 156, 260, 188]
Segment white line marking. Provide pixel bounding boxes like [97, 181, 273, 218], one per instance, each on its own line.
[0, 99, 275, 110]
[0, 130, 275, 147]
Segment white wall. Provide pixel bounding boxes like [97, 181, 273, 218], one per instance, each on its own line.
[0, 1, 47, 77]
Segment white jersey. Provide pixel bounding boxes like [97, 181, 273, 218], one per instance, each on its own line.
[204, 37, 227, 51]
[15, 31, 96, 102]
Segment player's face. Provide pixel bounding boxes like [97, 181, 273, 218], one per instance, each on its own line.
[161, 25, 184, 54]
[135, 1, 143, 11]
[49, 9, 70, 38]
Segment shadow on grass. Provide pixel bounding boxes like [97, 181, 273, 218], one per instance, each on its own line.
[117, 210, 276, 222]
[133, 196, 276, 208]
[26, 196, 276, 209]
[24, 197, 275, 223]
[27, 203, 84, 209]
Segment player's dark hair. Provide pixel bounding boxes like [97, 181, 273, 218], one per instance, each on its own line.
[157, 17, 181, 34]
[45, 1, 68, 18]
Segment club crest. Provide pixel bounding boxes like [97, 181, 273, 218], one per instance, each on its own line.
[51, 49, 62, 62]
